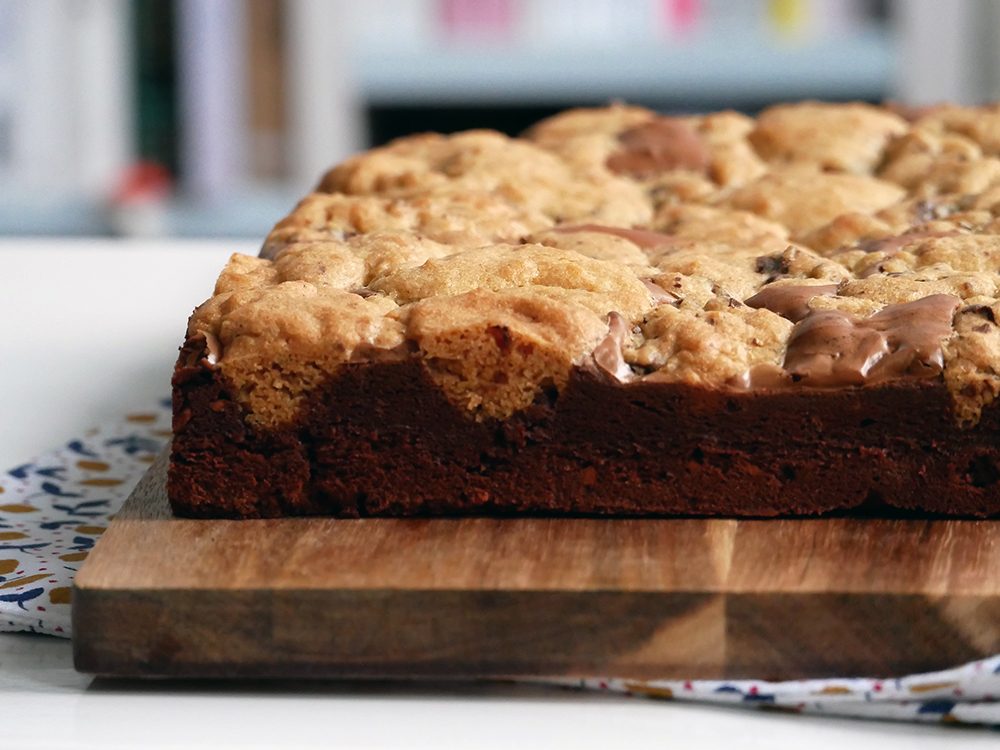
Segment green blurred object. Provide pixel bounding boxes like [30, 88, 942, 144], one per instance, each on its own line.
[133, 0, 179, 177]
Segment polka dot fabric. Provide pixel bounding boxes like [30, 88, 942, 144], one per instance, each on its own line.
[1, 400, 170, 636]
[1, 399, 997, 726]
[554, 660, 1000, 725]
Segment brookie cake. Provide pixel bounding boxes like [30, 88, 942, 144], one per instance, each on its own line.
[169, 102, 1000, 518]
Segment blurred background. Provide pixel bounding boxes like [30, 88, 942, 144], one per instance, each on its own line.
[0, 0, 998, 239]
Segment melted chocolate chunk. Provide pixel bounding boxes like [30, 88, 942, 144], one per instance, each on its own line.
[782, 312, 890, 387]
[736, 295, 960, 389]
[858, 230, 955, 256]
[554, 223, 679, 250]
[590, 312, 633, 382]
[641, 278, 680, 305]
[606, 118, 710, 179]
[855, 231, 958, 279]
[744, 284, 839, 323]
[728, 363, 787, 389]
[783, 295, 960, 387]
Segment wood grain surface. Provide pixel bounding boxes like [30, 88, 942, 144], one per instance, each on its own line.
[73, 451, 1000, 680]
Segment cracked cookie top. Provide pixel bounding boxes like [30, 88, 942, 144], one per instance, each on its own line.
[185, 102, 1000, 427]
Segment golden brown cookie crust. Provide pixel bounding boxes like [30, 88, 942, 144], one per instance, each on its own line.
[188, 102, 1000, 428]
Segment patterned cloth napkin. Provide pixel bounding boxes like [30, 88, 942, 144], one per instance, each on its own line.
[2, 399, 998, 727]
[1, 400, 171, 635]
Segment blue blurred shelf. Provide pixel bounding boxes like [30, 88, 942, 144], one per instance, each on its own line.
[0, 187, 301, 239]
[355, 28, 894, 104]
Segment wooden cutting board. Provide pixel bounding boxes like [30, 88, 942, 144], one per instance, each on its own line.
[73, 450, 1000, 680]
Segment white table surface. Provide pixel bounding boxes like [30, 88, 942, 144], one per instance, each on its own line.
[0, 238, 993, 749]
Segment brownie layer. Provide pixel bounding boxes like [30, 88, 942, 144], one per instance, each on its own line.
[169, 338, 1000, 519]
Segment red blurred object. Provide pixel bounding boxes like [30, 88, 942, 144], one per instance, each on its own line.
[439, 0, 514, 38]
[665, 0, 699, 33]
[112, 161, 173, 206]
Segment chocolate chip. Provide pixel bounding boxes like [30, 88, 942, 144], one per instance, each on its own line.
[642, 278, 680, 305]
[745, 283, 838, 322]
[755, 254, 790, 281]
[606, 118, 710, 178]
